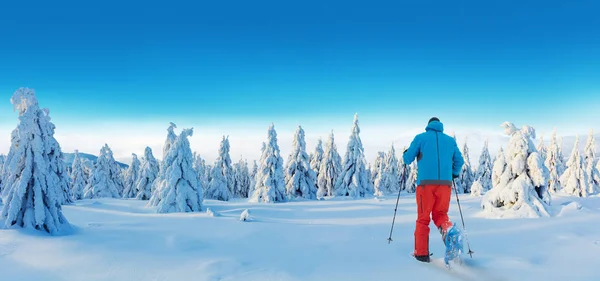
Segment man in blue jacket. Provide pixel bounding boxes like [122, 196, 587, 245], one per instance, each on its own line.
[403, 117, 464, 263]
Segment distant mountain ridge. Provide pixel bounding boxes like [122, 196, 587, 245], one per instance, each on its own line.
[63, 152, 129, 169]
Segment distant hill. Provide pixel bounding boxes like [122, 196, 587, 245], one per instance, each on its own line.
[63, 152, 129, 169]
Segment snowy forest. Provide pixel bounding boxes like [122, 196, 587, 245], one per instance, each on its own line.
[0, 88, 599, 234]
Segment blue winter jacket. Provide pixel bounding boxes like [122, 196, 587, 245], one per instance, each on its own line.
[402, 120, 464, 186]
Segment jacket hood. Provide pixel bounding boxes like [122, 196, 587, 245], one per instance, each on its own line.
[425, 120, 444, 132]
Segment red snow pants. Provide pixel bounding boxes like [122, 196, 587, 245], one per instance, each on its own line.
[414, 184, 453, 257]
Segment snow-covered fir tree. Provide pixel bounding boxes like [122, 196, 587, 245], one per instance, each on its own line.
[215, 136, 235, 196]
[192, 152, 209, 191]
[470, 180, 485, 196]
[383, 145, 400, 193]
[560, 136, 590, 197]
[405, 161, 418, 193]
[0, 154, 6, 194]
[135, 147, 160, 200]
[148, 128, 203, 213]
[310, 138, 324, 180]
[0, 87, 71, 234]
[334, 114, 371, 198]
[558, 135, 566, 175]
[397, 146, 409, 192]
[70, 150, 88, 200]
[584, 129, 599, 194]
[206, 164, 231, 201]
[491, 146, 506, 189]
[285, 126, 318, 199]
[249, 160, 258, 196]
[233, 157, 252, 198]
[317, 131, 342, 199]
[372, 151, 387, 196]
[482, 122, 551, 217]
[163, 122, 177, 163]
[473, 139, 493, 193]
[250, 124, 287, 203]
[456, 139, 475, 193]
[122, 153, 141, 198]
[83, 144, 125, 199]
[545, 128, 563, 193]
[537, 135, 547, 162]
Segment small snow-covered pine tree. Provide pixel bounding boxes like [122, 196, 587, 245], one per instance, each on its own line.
[233, 157, 252, 198]
[491, 146, 506, 189]
[250, 124, 287, 203]
[537, 135, 547, 162]
[135, 147, 160, 200]
[457, 139, 475, 193]
[206, 164, 231, 201]
[163, 122, 177, 163]
[405, 161, 418, 193]
[216, 136, 235, 196]
[482, 122, 551, 218]
[470, 180, 485, 196]
[383, 144, 400, 193]
[560, 136, 590, 197]
[474, 139, 493, 193]
[334, 114, 371, 198]
[0, 154, 6, 194]
[373, 151, 387, 196]
[249, 160, 258, 197]
[310, 138, 324, 180]
[192, 152, 209, 191]
[83, 144, 124, 199]
[584, 129, 599, 194]
[70, 150, 88, 200]
[545, 128, 563, 193]
[317, 130, 342, 199]
[148, 128, 203, 212]
[122, 153, 141, 198]
[557, 135, 566, 175]
[1, 87, 71, 234]
[285, 126, 318, 199]
[397, 146, 409, 192]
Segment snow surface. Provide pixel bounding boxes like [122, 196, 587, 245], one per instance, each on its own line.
[0, 193, 599, 280]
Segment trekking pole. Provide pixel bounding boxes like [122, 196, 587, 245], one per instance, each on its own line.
[387, 164, 406, 244]
[451, 179, 474, 258]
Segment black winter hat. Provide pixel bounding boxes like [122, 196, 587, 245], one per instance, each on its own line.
[428, 117, 440, 124]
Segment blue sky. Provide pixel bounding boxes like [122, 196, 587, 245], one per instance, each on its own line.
[0, 0, 599, 162]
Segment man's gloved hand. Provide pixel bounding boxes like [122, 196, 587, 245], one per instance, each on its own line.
[417, 152, 423, 161]
[452, 174, 459, 179]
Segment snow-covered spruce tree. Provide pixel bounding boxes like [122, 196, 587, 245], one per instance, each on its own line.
[481, 122, 551, 218]
[310, 138, 324, 180]
[397, 146, 409, 192]
[192, 152, 209, 191]
[383, 144, 400, 193]
[215, 136, 235, 196]
[405, 161, 418, 193]
[0, 154, 6, 194]
[537, 135, 547, 162]
[163, 122, 177, 163]
[122, 153, 141, 198]
[135, 147, 160, 200]
[584, 129, 600, 194]
[491, 146, 506, 189]
[0, 87, 71, 234]
[456, 139, 475, 193]
[233, 157, 252, 198]
[249, 160, 258, 196]
[285, 126, 318, 199]
[545, 128, 564, 193]
[205, 164, 231, 201]
[334, 114, 371, 198]
[557, 135, 566, 175]
[373, 151, 387, 196]
[249, 124, 287, 203]
[147, 128, 203, 213]
[317, 130, 342, 199]
[470, 180, 485, 196]
[559, 136, 590, 197]
[70, 150, 88, 200]
[473, 139, 493, 193]
[83, 144, 125, 199]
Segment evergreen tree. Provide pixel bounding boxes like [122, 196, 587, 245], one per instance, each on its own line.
[148, 128, 203, 213]
[163, 122, 177, 163]
[474, 139, 493, 192]
[545, 128, 563, 193]
[373, 151, 387, 196]
[397, 146, 409, 192]
[584, 129, 600, 194]
[206, 164, 231, 201]
[470, 180, 485, 196]
[491, 146, 506, 189]
[383, 144, 400, 193]
[560, 136, 590, 197]
[249, 160, 258, 197]
[537, 135, 547, 162]
[135, 147, 160, 200]
[233, 157, 252, 198]
[0, 87, 71, 234]
[285, 126, 317, 199]
[250, 124, 287, 203]
[558, 135, 566, 175]
[216, 136, 235, 196]
[70, 150, 88, 200]
[83, 144, 125, 199]
[310, 138, 324, 180]
[482, 122, 551, 217]
[122, 153, 141, 198]
[457, 139, 475, 193]
[317, 130, 342, 199]
[0, 154, 6, 195]
[192, 152, 209, 191]
[334, 114, 371, 198]
[405, 161, 418, 193]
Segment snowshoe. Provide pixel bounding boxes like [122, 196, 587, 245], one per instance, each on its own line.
[443, 224, 464, 265]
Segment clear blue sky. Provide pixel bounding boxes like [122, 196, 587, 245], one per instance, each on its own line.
[0, 0, 599, 132]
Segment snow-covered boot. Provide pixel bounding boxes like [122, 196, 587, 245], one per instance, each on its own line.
[443, 224, 464, 264]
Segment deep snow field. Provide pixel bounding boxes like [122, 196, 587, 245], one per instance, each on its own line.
[1, 193, 600, 281]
